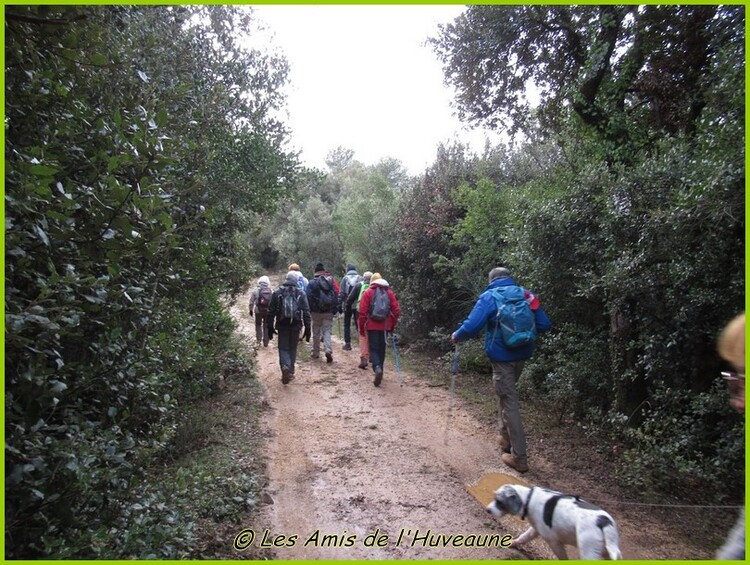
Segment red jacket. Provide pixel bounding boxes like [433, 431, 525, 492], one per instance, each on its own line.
[358, 281, 400, 333]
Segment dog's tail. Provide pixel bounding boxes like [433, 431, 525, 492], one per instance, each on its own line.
[597, 515, 622, 560]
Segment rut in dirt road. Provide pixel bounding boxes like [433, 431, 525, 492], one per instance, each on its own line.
[230, 288, 717, 561]
[233, 300, 534, 560]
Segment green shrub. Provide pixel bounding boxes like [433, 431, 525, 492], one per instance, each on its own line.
[615, 382, 744, 504]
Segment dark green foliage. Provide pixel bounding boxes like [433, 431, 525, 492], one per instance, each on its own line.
[394, 143, 479, 337]
[410, 4, 745, 502]
[5, 5, 299, 557]
[432, 5, 733, 153]
[617, 382, 745, 504]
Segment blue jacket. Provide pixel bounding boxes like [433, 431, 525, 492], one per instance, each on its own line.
[453, 277, 551, 362]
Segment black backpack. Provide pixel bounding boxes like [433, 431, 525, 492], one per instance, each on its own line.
[315, 276, 337, 313]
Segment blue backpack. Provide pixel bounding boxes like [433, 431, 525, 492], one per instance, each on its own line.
[490, 286, 536, 348]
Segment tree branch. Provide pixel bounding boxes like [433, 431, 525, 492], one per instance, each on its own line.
[5, 12, 87, 26]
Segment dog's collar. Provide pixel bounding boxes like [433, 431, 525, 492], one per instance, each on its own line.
[521, 487, 535, 521]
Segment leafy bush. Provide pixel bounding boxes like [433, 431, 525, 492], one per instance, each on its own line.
[5, 5, 297, 558]
[615, 383, 744, 504]
[521, 324, 611, 423]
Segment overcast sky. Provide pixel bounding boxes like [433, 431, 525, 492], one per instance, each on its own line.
[250, 5, 504, 175]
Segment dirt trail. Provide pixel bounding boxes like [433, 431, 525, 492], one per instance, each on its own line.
[229, 280, 717, 560]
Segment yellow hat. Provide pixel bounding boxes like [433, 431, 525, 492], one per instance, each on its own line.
[370, 272, 382, 282]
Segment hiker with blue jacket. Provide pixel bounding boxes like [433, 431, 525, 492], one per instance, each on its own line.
[451, 267, 551, 473]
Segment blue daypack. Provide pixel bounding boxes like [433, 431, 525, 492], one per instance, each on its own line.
[490, 286, 536, 348]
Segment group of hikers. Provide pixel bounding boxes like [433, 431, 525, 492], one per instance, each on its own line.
[249, 262, 551, 475]
[249, 262, 400, 387]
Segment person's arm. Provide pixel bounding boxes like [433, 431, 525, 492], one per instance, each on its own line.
[534, 307, 551, 333]
[266, 293, 277, 338]
[358, 289, 371, 334]
[248, 288, 258, 315]
[299, 291, 312, 341]
[388, 290, 400, 329]
[452, 293, 491, 343]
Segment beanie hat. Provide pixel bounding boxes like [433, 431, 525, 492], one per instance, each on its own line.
[362, 271, 373, 282]
[347, 263, 356, 272]
[289, 263, 300, 271]
[370, 272, 381, 283]
[258, 275, 270, 286]
[286, 271, 299, 285]
[314, 262, 326, 275]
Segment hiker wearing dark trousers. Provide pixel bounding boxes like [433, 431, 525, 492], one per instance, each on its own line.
[358, 274, 400, 387]
[266, 272, 311, 384]
[451, 267, 551, 474]
[248, 275, 273, 346]
[339, 263, 363, 351]
[347, 271, 373, 369]
[306, 263, 339, 363]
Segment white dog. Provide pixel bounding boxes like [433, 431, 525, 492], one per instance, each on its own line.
[487, 484, 622, 560]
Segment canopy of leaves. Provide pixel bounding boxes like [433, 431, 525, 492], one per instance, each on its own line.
[431, 5, 743, 157]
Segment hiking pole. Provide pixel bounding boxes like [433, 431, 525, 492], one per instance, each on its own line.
[391, 331, 404, 387]
[444, 343, 459, 445]
[450, 343, 459, 399]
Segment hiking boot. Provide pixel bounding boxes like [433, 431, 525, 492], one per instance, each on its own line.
[499, 435, 511, 454]
[358, 357, 368, 370]
[326, 352, 333, 363]
[281, 367, 291, 385]
[501, 453, 529, 473]
[374, 367, 383, 387]
[343, 343, 352, 351]
[311, 353, 320, 359]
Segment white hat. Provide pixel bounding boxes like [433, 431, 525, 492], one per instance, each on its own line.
[258, 275, 270, 286]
